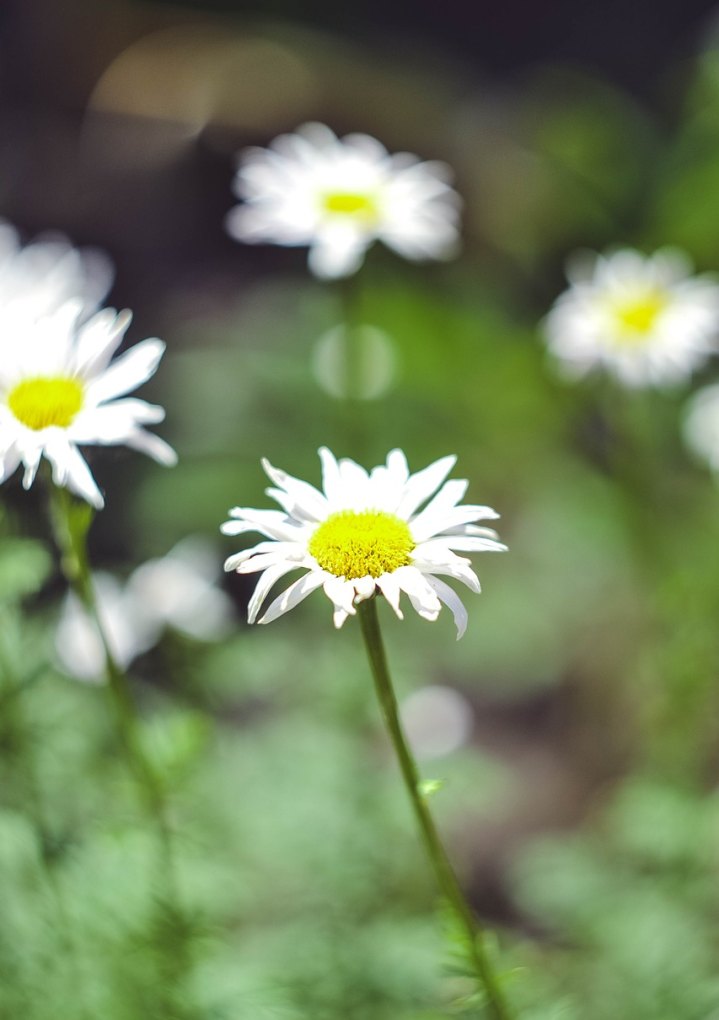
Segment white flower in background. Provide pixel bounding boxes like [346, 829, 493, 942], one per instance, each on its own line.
[221, 448, 505, 637]
[0, 302, 176, 508]
[56, 539, 234, 682]
[226, 122, 461, 279]
[126, 537, 235, 641]
[683, 384, 719, 471]
[56, 572, 156, 683]
[0, 221, 112, 323]
[544, 248, 719, 387]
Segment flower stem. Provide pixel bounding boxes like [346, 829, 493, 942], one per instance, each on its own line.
[357, 598, 514, 1020]
[47, 485, 178, 899]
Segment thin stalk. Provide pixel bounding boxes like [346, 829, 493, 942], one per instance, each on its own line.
[358, 598, 514, 1020]
[337, 274, 367, 459]
[47, 486, 180, 902]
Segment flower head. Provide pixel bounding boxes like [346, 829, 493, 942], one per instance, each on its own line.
[0, 302, 176, 508]
[226, 122, 461, 279]
[221, 448, 505, 638]
[543, 248, 719, 387]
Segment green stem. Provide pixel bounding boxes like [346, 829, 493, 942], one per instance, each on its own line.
[337, 274, 367, 460]
[357, 598, 514, 1020]
[48, 486, 177, 892]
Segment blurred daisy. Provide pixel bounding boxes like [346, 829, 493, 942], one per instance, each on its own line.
[221, 448, 505, 637]
[544, 248, 719, 387]
[226, 122, 461, 279]
[0, 302, 176, 509]
[57, 538, 234, 682]
[0, 221, 112, 323]
[683, 384, 719, 471]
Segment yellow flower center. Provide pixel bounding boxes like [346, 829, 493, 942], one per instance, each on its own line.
[7, 376, 84, 430]
[612, 291, 668, 341]
[322, 191, 378, 220]
[309, 510, 415, 579]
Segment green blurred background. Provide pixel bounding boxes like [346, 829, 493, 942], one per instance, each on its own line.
[4, 0, 719, 1017]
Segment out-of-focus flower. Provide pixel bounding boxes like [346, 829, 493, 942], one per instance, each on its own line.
[221, 448, 505, 637]
[400, 684, 474, 759]
[226, 122, 461, 279]
[543, 248, 719, 387]
[56, 573, 154, 683]
[683, 384, 719, 471]
[126, 537, 235, 641]
[0, 303, 176, 508]
[0, 222, 112, 323]
[56, 539, 234, 682]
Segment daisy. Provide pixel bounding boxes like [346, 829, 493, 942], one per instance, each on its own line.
[683, 384, 719, 471]
[543, 248, 719, 387]
[0, 221, 112, 323]
[221, 448, 505, 637]
[226, 122, 461, 279]
[57, 538, 234, 682]
[0, 301, 176, 509]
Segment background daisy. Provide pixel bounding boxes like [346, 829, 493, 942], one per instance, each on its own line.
[226, 122, 462, 279]
[544, 248, 719, 387]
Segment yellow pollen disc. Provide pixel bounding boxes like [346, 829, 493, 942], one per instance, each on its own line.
[309, 510, 415, 580]
[7, 376, 84, 431]
[612, 291, 668, 340]
[322, 191, 378, 219]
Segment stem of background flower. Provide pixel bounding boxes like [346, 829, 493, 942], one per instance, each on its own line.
[338, 274, 366, 459]
[357, 598, 514, 1020]
[47, 485, 178, 897]
[0, 617, 93, 1019]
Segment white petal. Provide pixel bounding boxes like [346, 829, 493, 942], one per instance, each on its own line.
[69, 400, 166, 443]
[323, 575, 357, 627]
[247, 561, 305, 624]
[220, 510, 305, 543]
[258, 571, 326, 625]
[123, 429, 177, 466]
[73, 309, 132, 377]
[261, 458, 328, 520]
[21, 445, 43, 490]
[0, 447, 20, 483]
[318, 446, 342, 502]
[431, 536, 508, 553]
[376, 572, 404, 619]
[408, 478, 469, 539]
[308, 229, 368, 280]
[392, 566, 441, 621]
[353, 575, 377, 601]
[425, 575, 468, 639]
[85, 338, 166, 404]
[396, 455, 456, 518]
[44, 434, 104, 508]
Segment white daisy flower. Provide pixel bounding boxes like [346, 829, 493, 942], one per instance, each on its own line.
[0, 221, 112, 323]
[543, 248, 719, 387]
[221, 448, 505, 638]
[683, 384, 719, 471]
[56, 539, 234, 682]
[0, 302, 176, 509]
[226, 122, 461, 279]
